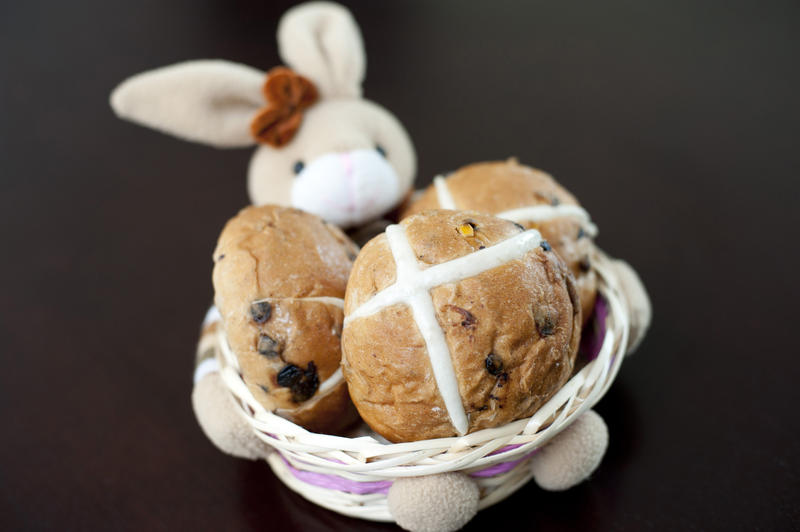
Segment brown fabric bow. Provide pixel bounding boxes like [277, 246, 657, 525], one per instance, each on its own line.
[250, 67, 319, 147]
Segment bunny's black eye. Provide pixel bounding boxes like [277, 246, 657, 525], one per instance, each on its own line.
[376, 145, 387, 157]
[293, 161, 305, 175]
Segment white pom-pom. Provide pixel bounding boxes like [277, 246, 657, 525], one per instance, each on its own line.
[388, 472, 479, 532]
[192, 373, 270, 460]
[531, 409, 609, 491]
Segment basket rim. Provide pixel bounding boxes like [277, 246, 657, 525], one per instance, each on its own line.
[215, 248, 630, 476]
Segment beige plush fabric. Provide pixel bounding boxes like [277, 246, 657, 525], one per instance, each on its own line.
[246, 98, 416, 227]
[388, 473, 479, 532]
[531, 409, 608, 491]
[191, 316, 269, 459]
[191, 372, 270, 460]
[278, 2, 365, 98]
[109, 2, 417, 229]
[342, 211, 581, 441]
[110, 60, 263, 148]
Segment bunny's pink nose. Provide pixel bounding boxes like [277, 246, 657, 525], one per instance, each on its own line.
[339, 152, 354, 177]
[290, 148, 400, 229]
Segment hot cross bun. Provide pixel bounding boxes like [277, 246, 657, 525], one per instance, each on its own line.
[402, 159, 597, 323]
[212, 205, 359, 433]
[342, 210, 581, 442]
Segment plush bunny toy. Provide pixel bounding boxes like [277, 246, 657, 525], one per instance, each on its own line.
[110, 2, 416, 230]
[112, 4, 653, 530]
[110, 1, 416, 463]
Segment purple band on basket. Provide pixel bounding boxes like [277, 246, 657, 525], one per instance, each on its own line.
[281, 456, 393, 495]
[280, 445, 540, 494]
[581, 296, 608, 361]
[470, 448, 539, 477]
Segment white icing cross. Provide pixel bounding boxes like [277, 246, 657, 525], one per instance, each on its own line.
[345, 224, 543, 435]
[433, 175, 457, 209]
[432, 175, 598, 237]
[496, 205, 598, 237]
[251, 296, 344, 309]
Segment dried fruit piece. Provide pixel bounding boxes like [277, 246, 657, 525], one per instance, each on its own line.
[534, 307, 557, 337]
[290, 362, 319, 402]
[277, 364, 303, 387]
[448, 305, 477, 328]
[496, 372, 509, 387]
[485, 353, 504, 376]
[276, 362, 320, 402]
[540, 240, 552, 252]
[257, 334, 280, 357]
[579, 256, 591, 272]
[250, 301, 272, 323]
[457, 222, 476, 237]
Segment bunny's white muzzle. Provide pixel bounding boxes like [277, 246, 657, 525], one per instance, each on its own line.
[291, 149, 401, 228]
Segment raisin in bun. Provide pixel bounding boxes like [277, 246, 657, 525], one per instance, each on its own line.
[212, 205, 359, 434]
[402, 159, 598, 323]
[342, 210, 581, 442]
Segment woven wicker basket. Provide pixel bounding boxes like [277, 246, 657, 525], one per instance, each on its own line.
[214, 249, 630, 522]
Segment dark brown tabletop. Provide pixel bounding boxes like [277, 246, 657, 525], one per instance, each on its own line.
[2, 1, 799, 530]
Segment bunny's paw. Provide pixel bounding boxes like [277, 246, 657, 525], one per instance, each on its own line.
[531, 409, 608, 491]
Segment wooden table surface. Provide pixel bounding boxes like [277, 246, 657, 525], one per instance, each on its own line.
[2, 1, 798, 530]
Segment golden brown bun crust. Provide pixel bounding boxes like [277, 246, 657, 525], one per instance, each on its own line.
[212, 205, 359, 433]
[342, 210, 581, 442]
[402, 160, 597, 321]
[532, 217, 597, 322]
[283, 379, 359, 434]
[342, 304, 452, 441]
[403, 160, 579, 217]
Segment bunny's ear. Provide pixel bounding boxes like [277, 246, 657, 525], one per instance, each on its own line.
[110, 60, 265, 148]
[277, 2, 366, 99]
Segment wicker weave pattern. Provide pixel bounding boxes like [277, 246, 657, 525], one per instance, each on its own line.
[215, 250, 629, 521]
